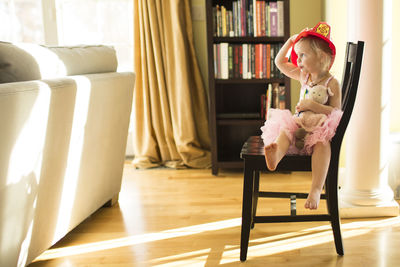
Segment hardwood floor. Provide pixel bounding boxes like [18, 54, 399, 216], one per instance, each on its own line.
[29, 165, 400, 266]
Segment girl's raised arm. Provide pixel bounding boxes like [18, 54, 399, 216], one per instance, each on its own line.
[274, 35, 301, 81]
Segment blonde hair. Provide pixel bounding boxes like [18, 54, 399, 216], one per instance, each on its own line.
[297, 36, 333, 72]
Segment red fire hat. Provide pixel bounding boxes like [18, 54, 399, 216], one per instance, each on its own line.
[290, 22, 336, 69]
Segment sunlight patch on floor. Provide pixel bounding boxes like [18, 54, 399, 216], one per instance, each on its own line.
[33, 216, 400, 264]
[34, 218, 241, 261]
[147, 248, 211, 267]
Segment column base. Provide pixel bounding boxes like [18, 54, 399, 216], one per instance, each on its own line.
[339, 199, 399, 218]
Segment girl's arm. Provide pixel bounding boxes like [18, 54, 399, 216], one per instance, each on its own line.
[274, 34, 301, 81]
[296, 78, 341, 115]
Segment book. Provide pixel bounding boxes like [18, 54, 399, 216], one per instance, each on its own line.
[221, 6, 227, 36]
[266, 44, 271, 79]
[239, 45, 243, 78]
[277, 0, 285, 37]
[241, 0, 247, 36]
[215, 5, 220, 36]
[253, 0, 257, 36]
[269, 1, 278, 37]
[251, 44, 255, 78]
[229, 10, 234, 37]
[266, 2, 270, 36]
[242, 44, 249, 79]
[248, 1, 253, 36]
[234, 45, 240, 78]
[270, 44, 278, 78]
[220, 42, 229, 79]
[255, 44, 261, 78]
[261, 1, 266, 36]
[213, 44, 217, 78]
[256, 1, 261, 36]
[262, 44, 267, 78]
[216, 44, 221, 78]
[247, 43, 252, 78]
[228, 44, 233, 78]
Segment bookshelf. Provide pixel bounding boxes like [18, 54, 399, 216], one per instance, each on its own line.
[206, 0, 291, 175]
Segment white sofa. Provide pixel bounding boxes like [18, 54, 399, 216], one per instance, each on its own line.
[0, 42, 135, 266]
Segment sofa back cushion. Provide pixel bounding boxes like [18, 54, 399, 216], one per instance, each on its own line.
[0, 41, 118, 83]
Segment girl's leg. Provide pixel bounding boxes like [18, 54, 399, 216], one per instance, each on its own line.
[305, 141, 331, 210]
[264, 130, 290, 171]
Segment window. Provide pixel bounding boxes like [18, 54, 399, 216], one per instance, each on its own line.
[0, 0, 133, 71]
[0, 0, 45, 43]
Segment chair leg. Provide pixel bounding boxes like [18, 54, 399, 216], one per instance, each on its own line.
[251, 171, 260, 229]
[326, 174, 344, 256]
[331, 215, 344, 255]
[240, 165, 255, 262]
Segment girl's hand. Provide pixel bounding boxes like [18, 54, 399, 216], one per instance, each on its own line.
[290, 34, 299, 42]
[296, 99, 312, 113]
[290, 28, 309, 42]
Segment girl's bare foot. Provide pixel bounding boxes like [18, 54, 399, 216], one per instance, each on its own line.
[264, 143, 278, 171]
[304, 189, 322, 210]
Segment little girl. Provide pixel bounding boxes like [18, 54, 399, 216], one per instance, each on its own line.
[261, 22, 343, 210]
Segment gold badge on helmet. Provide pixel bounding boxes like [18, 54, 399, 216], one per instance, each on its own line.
[316, 24, 330, 38]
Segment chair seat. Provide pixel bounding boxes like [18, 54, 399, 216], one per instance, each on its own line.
[240, 136, 311, 171]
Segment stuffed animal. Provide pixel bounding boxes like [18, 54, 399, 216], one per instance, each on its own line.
[294, 85, 333, 149]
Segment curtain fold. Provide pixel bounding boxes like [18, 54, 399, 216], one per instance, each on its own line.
[132, 0, 211, 168]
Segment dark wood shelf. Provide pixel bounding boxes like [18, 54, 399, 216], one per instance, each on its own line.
[215, 78, 285, 84]
[216, 160, 244, 170]
[214, 36, 285, 43]
[217, 119, 264, 126]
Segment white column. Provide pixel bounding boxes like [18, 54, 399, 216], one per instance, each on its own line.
[340, 0, 399, 218]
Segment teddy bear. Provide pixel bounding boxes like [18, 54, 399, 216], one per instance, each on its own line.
[293, 85, 333, 149]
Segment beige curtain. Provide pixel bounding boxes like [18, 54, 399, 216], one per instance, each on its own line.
[132, 0, 211, 169]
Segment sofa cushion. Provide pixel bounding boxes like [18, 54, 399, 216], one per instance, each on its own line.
[0, 41, 118, 83]
[46, 45, 118, 76]
[0, 41, 43, 83]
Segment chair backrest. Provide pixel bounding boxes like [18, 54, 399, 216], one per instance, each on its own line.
[331, 41, 364, 149]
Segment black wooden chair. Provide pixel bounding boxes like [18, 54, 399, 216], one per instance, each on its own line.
[239, 41, 364, 261]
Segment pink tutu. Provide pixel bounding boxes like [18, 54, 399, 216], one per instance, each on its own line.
[260, 108, 343, 155]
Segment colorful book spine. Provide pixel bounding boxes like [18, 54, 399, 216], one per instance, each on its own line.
[262, 44, 267, 78]
[277, 0, 284, 37]
[251, 44, 255, 78]
[269, 1, 278, 37]
[234, 45, 240, 78]
[217, 44, 221, 78]
[241, 0, 247, 36]
[247, 43, 252, 79]
[228, 45, 233, 78]
[265, 1, 269, 36]
[242, 44, 249, 79]
[213, 44, 217, 78]
[266, 44, 271, 79]
[252, 0, 256, 37]
[239, 45, 243, 78]
[220, 43, 229, 79]
[221, 6, 227, 36]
